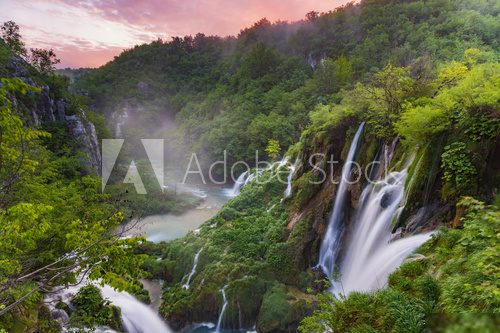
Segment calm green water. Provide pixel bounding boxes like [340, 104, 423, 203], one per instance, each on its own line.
[126, 177, 233, 242]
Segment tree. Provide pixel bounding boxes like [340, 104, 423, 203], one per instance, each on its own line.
[0, 78, 45, 206]
[360, 64, 415, 139]
[0, 21, 27, 57]
[314, 56, 353, 95]
[306, 11, 319, 21]
[29, 48, 60, 73]
[265, 139, 281, 159]
[0, 79, 145, 322]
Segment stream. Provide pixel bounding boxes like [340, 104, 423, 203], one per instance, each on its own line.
[125, 184, 232, 242]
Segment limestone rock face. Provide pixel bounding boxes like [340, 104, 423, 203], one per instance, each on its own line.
[7, 54, 101, 175]
[65, 115, 101, 175]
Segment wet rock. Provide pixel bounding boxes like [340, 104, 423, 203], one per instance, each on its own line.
[55, 99, 66, 120]
[6, 54, 100, 175]
[51, 308, 70, 325]
[310, 267, 328, 293]
[65, 115, 101, 175]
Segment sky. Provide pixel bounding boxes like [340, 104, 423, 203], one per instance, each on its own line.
[0, 0, 351, 68]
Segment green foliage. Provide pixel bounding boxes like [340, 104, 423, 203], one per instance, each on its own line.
[0, 21, 27, 58]
[265, 139, 281, 159]
[441, 142, 476, 197]
[395, 103, 450, 144]
[73, 0, 500, 167]
[313, 56, 354, 95]
[1, 0, 498, 329]
[257, 284, 293, 332]
[0, 78, 45, 195]
[29, 48, 60, 74]
[141, 166, 318, 329]
[362, 64, 416, 140]
[70, 285, 123, 331]
[0, 75, 146, 330]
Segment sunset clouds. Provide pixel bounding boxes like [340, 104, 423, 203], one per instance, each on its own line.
[0, 0, 350, 68]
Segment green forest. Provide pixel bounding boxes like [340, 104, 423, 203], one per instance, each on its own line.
[0, 0, 499, 332]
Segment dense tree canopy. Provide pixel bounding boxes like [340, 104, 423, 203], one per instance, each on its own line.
[74, 0, 499, 167]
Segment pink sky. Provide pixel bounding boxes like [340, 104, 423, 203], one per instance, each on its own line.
[0, 0, 351, 68]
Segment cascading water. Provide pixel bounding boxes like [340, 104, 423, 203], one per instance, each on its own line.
[46, 281, 172, 333]
[284, 158, 299, 198]
[215, 285, 229, 333]
[337, 169, 432, 294]
[183, 248, 203, 290]
[230, 171, 248, 196]
[318, 123, 365, 281]
[244, 172, 257, 186]
[100, 285, 173, 333]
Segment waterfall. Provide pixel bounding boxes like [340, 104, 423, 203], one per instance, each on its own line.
[215, 285, 229, 333]
[284, 159, 298, 198]
[244, 172, 256, 186]
[183, 248, 203, 290]
[230, 171, 248, 196]
[45, 281, 171, 333]
[318, 123, 365, 281]
[100, 285, 172, 333]
[337, 169, 432, 294]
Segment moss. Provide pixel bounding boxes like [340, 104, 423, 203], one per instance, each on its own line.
[224, 277, 268, 329]
[257, 284, 312, 333]
[147, 167, 317, 329]
[291, 171, 322, 211]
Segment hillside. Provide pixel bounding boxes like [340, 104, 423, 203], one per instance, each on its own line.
[73, 0, 500, 168]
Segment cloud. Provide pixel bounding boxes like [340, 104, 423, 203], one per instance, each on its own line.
[57, 0, 349, 36]
[0, 0, 351, 68]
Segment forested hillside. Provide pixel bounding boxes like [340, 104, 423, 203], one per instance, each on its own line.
[74, 0, 499, 167]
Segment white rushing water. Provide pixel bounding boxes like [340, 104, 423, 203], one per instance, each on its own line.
[183, 248, 203, 290]
[244, 168, 264, 186]
[215, 285, 229, 333]
[230, 171, 248, 197]
[318, 123, 365, 280]
[46, 280, 172, 333]
[284, 158, 298, 198]
[100, 285, 172, 333]
[337, 170, 432, 294]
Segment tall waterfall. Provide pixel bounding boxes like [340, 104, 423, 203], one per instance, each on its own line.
[318, 123, 365, 280]
[284, 159, 298, 198]
[337, 169, 431, 294]
[230, 171, 248, 196]
[183, 248, 203, 290]
[215, 285, 229, 333]
[100, 285, 172, 333]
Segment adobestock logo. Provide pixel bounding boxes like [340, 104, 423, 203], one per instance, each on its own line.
[101, 139, 287, 194]
[102, 139, 165, 194]
[101, 139, 391, 195]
